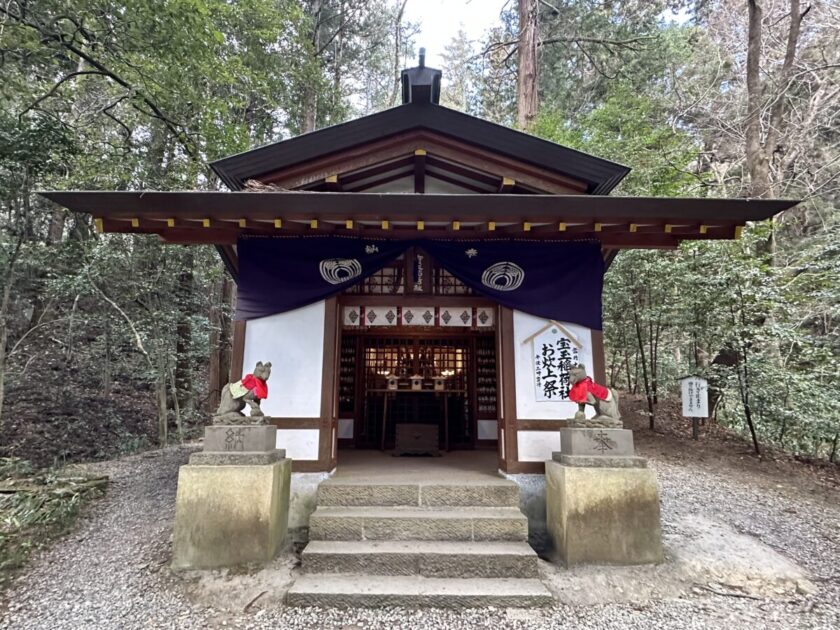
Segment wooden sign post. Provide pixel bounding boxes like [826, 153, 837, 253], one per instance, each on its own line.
[679, 376, 709, 440]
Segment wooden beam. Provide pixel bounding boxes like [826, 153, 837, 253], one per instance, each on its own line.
[426, 155, 503, 188]
[425, 170, 491, 194]
[339, 156, 415, 185]
[414, 149, 426, 193]
[324, 174, 341, 191]
[498, 177, 515, 193]
[348, 169, 414, 192]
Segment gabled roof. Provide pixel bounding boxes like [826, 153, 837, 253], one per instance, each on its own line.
[210, 101, 631, 194]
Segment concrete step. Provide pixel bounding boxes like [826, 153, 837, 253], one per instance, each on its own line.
[317, 479, 519, 508]
[308, 506, 529, 542]
[302, 540, 539, 578]
[286, 574, 553, 609]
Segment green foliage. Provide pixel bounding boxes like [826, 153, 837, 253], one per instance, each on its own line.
[533, 88, 703, 196]
[0, 459, 107, 590]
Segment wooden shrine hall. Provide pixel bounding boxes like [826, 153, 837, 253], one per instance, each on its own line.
[42, 57, 797, 476]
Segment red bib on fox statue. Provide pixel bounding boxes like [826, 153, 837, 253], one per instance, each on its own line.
[239, 373, 268, 400]
[568, 376, 610, 404]
[567, 363, 622, 428]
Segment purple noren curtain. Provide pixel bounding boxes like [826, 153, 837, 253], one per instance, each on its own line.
[236, 236, 604, 330]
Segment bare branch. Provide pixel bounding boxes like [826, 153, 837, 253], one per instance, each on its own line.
[18, 70, 107, 119]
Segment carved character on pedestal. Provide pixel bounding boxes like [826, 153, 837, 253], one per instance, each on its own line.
[568, 363, 622, 428]
[213, 361, 272, 424]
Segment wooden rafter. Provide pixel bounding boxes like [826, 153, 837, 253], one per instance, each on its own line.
[414, 149, 426, 193]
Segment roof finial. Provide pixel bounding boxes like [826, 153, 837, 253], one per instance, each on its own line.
[418, 47, 426, 68]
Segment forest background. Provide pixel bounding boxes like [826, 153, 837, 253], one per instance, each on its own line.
[0, 0, 837, 466]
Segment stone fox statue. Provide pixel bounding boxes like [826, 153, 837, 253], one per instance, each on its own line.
[214, 361, 272, 423]
[568, 363, 622, 428]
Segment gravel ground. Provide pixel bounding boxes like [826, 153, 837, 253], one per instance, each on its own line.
[1, 443, 838, 630]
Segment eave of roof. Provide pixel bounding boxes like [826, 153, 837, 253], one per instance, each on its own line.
[38, 190, 798, 250]
[39, 190, 796, 222]
[209, 101, 631, 195]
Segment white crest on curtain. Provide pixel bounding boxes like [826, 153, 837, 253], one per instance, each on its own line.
[481, 261, 525, 291]
[319, 258, 362, 284]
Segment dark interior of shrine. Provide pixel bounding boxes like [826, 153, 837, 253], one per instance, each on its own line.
[334, 248, 499, 455]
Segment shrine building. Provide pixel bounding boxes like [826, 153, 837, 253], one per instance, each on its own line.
[42, 59, 795, 480]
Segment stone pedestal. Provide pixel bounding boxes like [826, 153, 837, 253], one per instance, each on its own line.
[546, 428, 663, 566]
[172, 425, 292, 570]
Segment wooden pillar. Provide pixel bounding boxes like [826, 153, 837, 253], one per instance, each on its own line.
[498, 307, 518, 473]
[591, 329, 607, 384]
[318, 297, 340, 472]
[230, 320, 246, 381]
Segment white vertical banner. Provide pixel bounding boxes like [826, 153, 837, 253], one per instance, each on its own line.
[680, 376, 709, 417]
[533, 324, 580, 402]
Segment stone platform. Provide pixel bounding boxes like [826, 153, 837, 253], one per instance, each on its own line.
[171, 424, 292, 570]
[546, 428, 663, 566]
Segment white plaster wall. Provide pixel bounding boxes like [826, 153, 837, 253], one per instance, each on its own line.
[241, 301, 325, 418]
[517, 430, 561, 462]
[513, 310, 595, 420]
[276, 428, 320, 461]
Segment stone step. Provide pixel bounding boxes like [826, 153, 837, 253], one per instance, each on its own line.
[302, 540, 539, 578]
[317, 479, 519, 508]
[286, 574, 553, 609]
[308, 506, 529, 542]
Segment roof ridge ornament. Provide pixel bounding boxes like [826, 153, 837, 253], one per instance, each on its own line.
[401, 47, 441, 105]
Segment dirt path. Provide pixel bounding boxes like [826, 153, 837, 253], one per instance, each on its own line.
[1, 418, 838, 630]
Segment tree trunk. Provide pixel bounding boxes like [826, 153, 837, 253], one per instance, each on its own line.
[156, 353, 169, 446]
[302, 0, 323, 133]
[102, 322, 112, 396]
[516, 0, 539, 130]
[631, 299, 655, 429]
[207, 276, 234, 412]
[389, 0, 410, 106]
[745, 0, 807, 199]
[168, 364, 183, 443]
[745, 0, 770, 198]
[174, 249, 194, 415]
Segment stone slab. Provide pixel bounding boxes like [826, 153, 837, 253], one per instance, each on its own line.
[315, 480, 520, 508]
[171, 458, 291, 570]
[301, 540, 539, 578]
[552, 453, 648, 468]
[189, 449, 286, 466]
[559, 428, 635, 457]
[421, 483, 519, 508]
[317, 482, 420, 507]
[203, 425, 276, 453]
[546, 460, 663, 566]
[286, 575, 553, 609]
[307, 506, 529, 542]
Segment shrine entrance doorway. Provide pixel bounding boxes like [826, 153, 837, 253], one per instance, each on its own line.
[337, 331, 499, 454]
